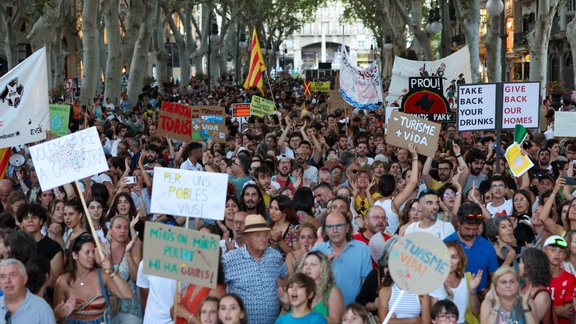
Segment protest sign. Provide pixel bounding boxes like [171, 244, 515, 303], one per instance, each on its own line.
[388, 232, 450, 295]
[457, 83, 497, 131]
[386, 111, 440, 158]
[157, 102, 192, 142]
[401, 77, 454, 123]
[250, 96, 275, 117]
[231, 103, 251, 117]
[150, 167, 228, 220]
[49, 104, 71, 137]
[311, 81, 330, 92]
[554, 111, 576, 137]
[328, 90, 352, 113]
[143, 222, 220, 287]
[192, 106, 226, 143]
[501, 82, 540, 129]
[505, 142, 534, 177]
[29, 127, 108, 191]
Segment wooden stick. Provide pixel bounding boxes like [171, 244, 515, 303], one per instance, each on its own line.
[75, 180, 105, 260]
[174, 217, 189, 321]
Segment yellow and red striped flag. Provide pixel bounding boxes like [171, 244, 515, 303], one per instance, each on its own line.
[243, 27, 266, 95]
[304, 80, 312, 97]
[0, 148, 11, 179]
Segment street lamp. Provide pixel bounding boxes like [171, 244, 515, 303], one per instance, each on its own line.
[235, 24, 246, 86]
[426, 7, 442, 34]
[207, 12, 219, 92]
[282, 44, 287, 72]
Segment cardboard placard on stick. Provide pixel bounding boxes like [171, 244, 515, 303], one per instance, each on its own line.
[157, 102, 192, 142]
[328, 90, 352, 114]
[143, 222, 220, 287]
[48, 104, 71, 137]
[386, 111, 440, 158]
[191, 106, 226, 143]
[250, 96, 276, 117]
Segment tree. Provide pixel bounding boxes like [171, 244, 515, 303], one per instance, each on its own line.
[79, 0, 100, 106]
[566, 10, 576, 89]
[102, 0, 121, 104]
[0, 1, 28, 70]
[484, 14, 501, 82]
[126, 0, 154, 106]
[453, 0, 481, 82]
[392, 0, 434, 60]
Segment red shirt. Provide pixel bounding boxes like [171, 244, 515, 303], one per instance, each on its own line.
[548, 270, 576, 324]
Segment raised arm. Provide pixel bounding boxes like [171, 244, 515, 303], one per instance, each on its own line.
[422, 156, 434, 189]
[539, 177, 564, 235]
[392, 144, 419, 213]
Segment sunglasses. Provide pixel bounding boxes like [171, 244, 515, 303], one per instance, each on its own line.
[464, 213, 483, 220]
[71, 232, 94, 251]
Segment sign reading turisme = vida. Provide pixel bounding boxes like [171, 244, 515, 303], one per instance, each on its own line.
[386, 110, 440, 158]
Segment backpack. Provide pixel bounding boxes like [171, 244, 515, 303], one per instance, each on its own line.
[531, 287, 559, 324]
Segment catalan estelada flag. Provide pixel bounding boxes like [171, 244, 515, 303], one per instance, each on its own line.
[0, 148, 11, 179]
[243, 28, 266, 95]
[304, 80, 312, 97]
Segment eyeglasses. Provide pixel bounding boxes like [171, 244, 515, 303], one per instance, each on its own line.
[295, 153, 307, 157]
[325, 223, 346, 231]
[491, 184, 505, 189]
[435, 313, 457, 321]
[71, 232, 94, 251]
[497, 278, 517, 286]
[233, 220, 245, 226]
[513, 197, 527, 203]
[443, 192, 457, 198]
[369, 215, 388, 222]
[464, 213, 483, 220]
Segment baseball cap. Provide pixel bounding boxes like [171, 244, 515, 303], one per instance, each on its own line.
[537, 173, 555, 183]
[543, 235, 568, 248]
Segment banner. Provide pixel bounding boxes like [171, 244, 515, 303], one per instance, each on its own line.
[250, 96, 275, 117]
[339, 48, 383, 109]
[386, 111, 440, 158]
[192, 106, 226, 143]
[0, 48, 49, 147]
[150, 167, 228, 220]
[157, 102, 192, 142]
[311, 82, 330, 92]
[49, 104, 71, 137]
[29, 127, 109, 191]
[143, 222, 220, 287]
[554, 111, 576, 137]
[389, 46, 471, 106]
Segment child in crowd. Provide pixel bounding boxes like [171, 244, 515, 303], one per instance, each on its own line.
[276, 273, 327, 324]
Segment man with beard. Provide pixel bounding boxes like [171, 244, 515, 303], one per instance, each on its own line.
[538, 148, 552, 171]
[405, 190, 455, 239]
[396, 148, 411, 171]
[355, 142, 373, 167]
[180, 142, 203, 171]
[239, 184, 267, 217]
[423, 143, 468, 190]
[272, 155, 295, 193]
[312, 182, 334, 217]
[445, 202, 497, 294]
[229, 155, 251, 197]
[464, 148, 487, 193]
[295, 147, 317, 183]
[353, 206, 390, 267]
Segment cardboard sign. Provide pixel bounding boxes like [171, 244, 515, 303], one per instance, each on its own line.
[250, 96, 276, 117]
[501, 82, 540, 129]
[388, 232, 450, 294]
[554, 111, 576, 137]
[386, 111, 440, 158]
[192, 106, 226, 143]
[143, 222, 220, 287]
[150, 167, 228, 220]
[505, 142, 534, 177]
[49, 104, 71, 137]
[328, 90, 352, 113]
[457, 84, 497, 131]
[231, 103, 251, 117]
[157, 102, 192, 142]
[29, 127, 108, 191]
[311, 81, 330, 92]
[401, 77, 455, 123]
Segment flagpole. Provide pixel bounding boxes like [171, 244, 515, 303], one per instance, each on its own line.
[264, 64, 277, 106]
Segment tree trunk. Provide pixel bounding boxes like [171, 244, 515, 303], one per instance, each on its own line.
[121, 0, 145, 73]
[103, 0, 121, 105]
[453, 0, 481, 83]
[485, 14, 501, 82]
[566, 14, 576, 88]
[152, 1, 167, 92]
[127, 0, 153, 107]
[527, 0, 560, 96]
[439, 0, 453, 58]
[80, 0, 100, 106]
[392, 0, 433, 60]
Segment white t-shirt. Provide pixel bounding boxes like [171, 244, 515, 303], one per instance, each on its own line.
[180, 159, 202, 171]
[303, 165, 318, 184]
[136, 261, 177, 324]
[429, 275, 469, 324]
[404, 219, 455, 240]
[486, 199, 513, 217]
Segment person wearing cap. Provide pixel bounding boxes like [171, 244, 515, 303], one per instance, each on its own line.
[222, 214, 287, 324]
[444, 202, 499, 294]
[543, 235, 576, 323]
[180, 142, 203, 171]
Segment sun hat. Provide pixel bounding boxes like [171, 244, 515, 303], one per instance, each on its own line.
[242, 214, 271, 233]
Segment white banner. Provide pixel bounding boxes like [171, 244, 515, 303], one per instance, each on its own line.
[0, 48, 49, 147]
[389, 46, 471, 106]
[151, 167, 228, 220]
[554, 111, 576, 137]
[29, 127, 109, 191]
[339, 48, 383, 109]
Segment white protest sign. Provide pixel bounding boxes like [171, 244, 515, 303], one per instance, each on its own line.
[151, 167, 228, 220]
[457, 83, 496, 131]
[554, 111, 576, 137]
[501, 82, 540, 129]
[29, 127, 108, 191]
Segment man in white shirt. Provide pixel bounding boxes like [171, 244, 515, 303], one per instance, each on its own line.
[485, 176, 513, 218]
[136, 260, 177, 324]
[405, 189, 455, 240]
[180, 142, 203, 171]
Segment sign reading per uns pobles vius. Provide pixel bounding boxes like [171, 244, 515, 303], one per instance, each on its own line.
[457, 84, 497, 131]
[501, 82, 540, 129]
[386, 111, 440, 158]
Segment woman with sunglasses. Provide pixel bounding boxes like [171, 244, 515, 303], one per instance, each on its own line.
[438, 183, 462, 224]
[54, 233, 133, 323]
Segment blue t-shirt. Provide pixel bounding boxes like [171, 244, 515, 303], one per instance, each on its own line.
[275, 312, 327, 324]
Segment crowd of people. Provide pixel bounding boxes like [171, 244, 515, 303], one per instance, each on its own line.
[0, 74, 573, 324]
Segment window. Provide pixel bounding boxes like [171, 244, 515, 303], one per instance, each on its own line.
[322, 7, 329, 17]
[303, 23, 311, 34]
[322, 22, 329, 35]
[357, 23, 365, 34]
[358, 40, 365, 49]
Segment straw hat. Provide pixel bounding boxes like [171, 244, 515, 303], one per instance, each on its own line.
[242, 214, 271, 233]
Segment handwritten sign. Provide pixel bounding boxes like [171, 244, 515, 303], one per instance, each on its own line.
[311, 81, 330, 92]
[231, 103, 251, 117]
[501, 82, 540, 129]
[386, 111, 440, 158]
[328, 90, 352, 113]
[48, 104, 71, 137]
[505, 142, 534, 177]
[150, 167, 228, 220]
[554, 111, 576, 137]
[29, 127, 108, 191]
[388, 232, 450, 294]
[250, 96, 276, 117]
[143, 222, 220, 287]
[157, 102, 192, 142]
[191, 106, 226, 143]
[457, 84, 497, 131]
